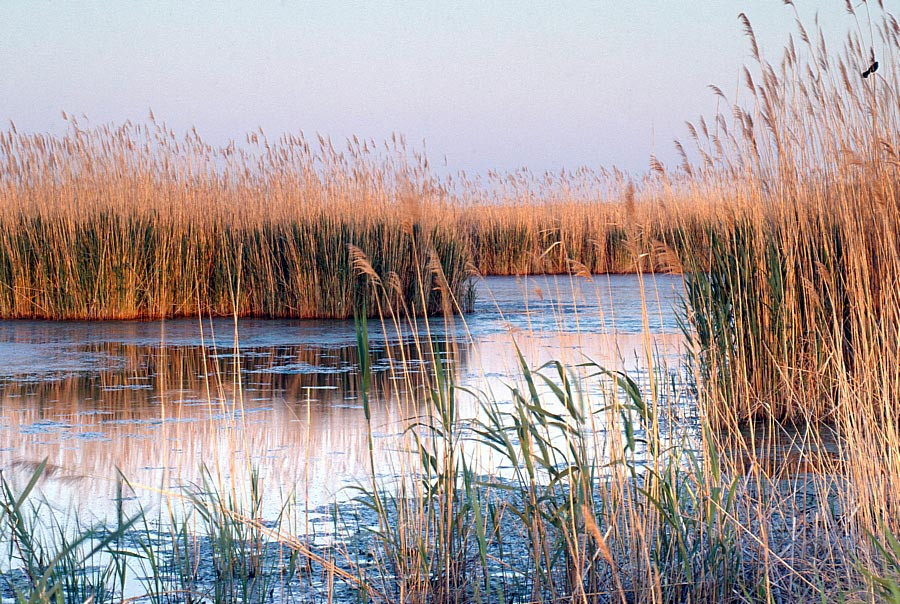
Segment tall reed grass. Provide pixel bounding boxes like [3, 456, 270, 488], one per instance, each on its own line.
[0, 115, 706, 319]
[672, 2, 900, 599]
[0, 122, 481, 319]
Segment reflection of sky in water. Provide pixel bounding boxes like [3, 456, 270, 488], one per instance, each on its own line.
[0, 274, 683, 375]
[0, 275, 686, 526]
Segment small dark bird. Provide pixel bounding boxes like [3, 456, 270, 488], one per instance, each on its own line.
[862, 60, 879, 78]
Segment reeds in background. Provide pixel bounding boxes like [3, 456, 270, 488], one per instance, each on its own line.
[0, 123, 478, 319]
[0, 116, 709, 320]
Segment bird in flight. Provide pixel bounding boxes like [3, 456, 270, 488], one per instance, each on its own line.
[862, 60, 879, 78]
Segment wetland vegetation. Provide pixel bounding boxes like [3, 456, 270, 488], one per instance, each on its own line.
[5, 4, 900, 603]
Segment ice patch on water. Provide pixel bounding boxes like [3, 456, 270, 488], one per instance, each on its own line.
[251, 361, 352, 375]
[20, 420, 73, 434]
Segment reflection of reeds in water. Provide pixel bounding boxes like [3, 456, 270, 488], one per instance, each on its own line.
[0, 335, 470, 510]
[0, 335, 467, 406]
[728, 421, 843, 478]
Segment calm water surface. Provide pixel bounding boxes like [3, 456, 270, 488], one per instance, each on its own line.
[0, 274, 685, 522]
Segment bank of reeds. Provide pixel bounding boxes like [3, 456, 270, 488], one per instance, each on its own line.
[0, 112, 708, 319]
[0, 121, 482, 319]
[679, 2, 900, 422]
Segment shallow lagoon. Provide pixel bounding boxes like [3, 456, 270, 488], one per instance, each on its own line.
[0, 274, 685, 523]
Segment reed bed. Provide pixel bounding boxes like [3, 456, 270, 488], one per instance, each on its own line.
[0, 114, 710, 319]
[0, 121, 480, 319]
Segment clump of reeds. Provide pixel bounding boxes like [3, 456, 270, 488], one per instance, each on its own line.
[671, 2, 900, 597]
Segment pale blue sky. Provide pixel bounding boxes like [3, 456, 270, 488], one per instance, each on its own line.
[0, 1, 855, 174]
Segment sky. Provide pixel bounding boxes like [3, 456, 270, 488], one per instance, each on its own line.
[0, 1, 859, 176]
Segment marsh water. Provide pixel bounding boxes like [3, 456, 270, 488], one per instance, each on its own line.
[0, 274, 685, 525]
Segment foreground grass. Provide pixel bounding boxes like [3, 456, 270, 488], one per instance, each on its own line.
[0, 317, 897, 604]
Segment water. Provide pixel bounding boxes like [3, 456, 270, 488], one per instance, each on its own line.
[0, 274, 685, 524]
